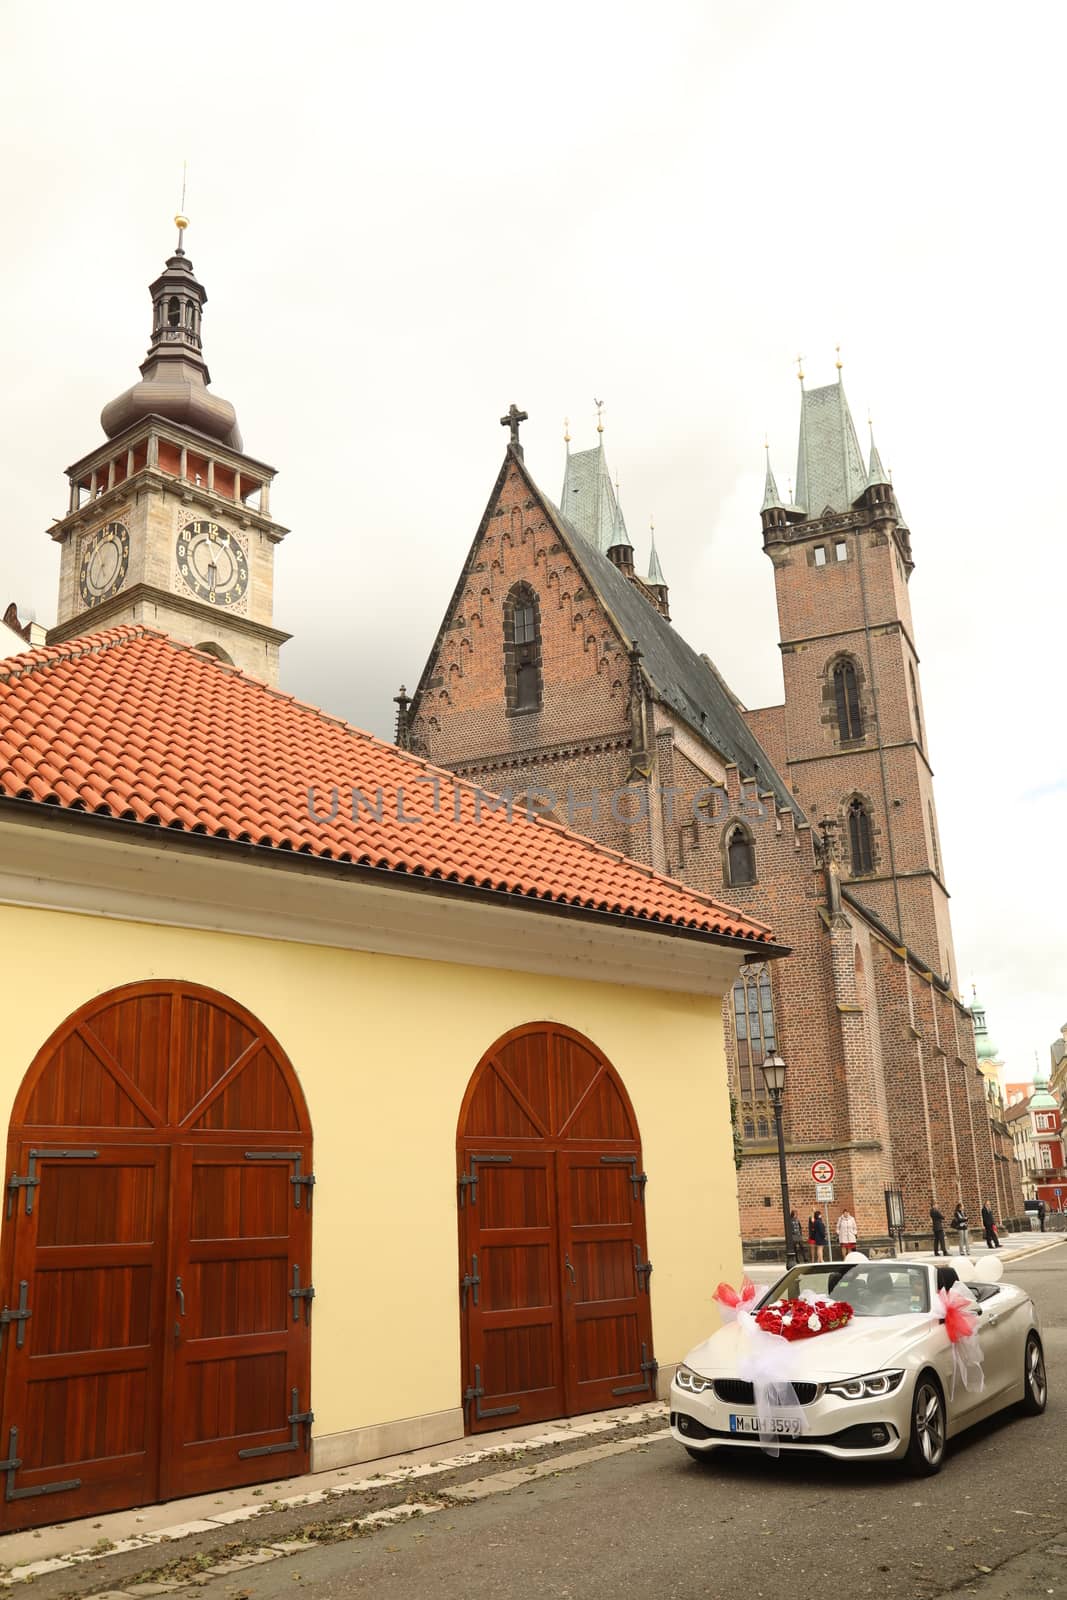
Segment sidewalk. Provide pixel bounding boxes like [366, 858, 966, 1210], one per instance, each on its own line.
[743, 1230, 1064, 1277]
[0, 1402, 665, 1587]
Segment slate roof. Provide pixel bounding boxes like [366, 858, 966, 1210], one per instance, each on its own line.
[0, 626, 779, 948]
[795, 380, 867, 516]
[560, 441, 627, 554]
[534, 470, 800, 816]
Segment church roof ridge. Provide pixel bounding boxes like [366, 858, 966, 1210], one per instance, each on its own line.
[0, 624, 780, 949]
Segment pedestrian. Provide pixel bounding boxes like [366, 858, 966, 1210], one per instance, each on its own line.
[1038, 1199, 1047, 1233]
[810, 1208, 827, 1263]
[980, 1200, 1000, 1249]
[836, 1208, 858, 1255]
[930, 1203, 948, 1257]
[951, 1199, 970, 1257]
[789, 1209, 806, 1262]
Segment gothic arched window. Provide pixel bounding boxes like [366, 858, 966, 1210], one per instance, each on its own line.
[732, 965, 777, 1144]
[167, 296, 181, 328]
[848, 796, 874, 874]
[503, 583, 543, 714]
[725, 823, 756, 887]
[833, 658, 864, 741]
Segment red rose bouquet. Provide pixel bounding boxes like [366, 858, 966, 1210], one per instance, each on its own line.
[755, 1297, 854, 1341]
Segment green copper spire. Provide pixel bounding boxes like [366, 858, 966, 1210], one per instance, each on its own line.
[762, 446, 786, 511]
[647, 522, 666, 586]
[866, 430, 891, 489]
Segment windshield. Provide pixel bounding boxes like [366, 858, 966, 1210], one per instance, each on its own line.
[763, 1263, 931, 1318]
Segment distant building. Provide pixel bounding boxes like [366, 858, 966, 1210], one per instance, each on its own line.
[1006, 1066, 1066, 1207]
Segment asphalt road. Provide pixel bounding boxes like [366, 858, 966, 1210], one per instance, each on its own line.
[156, 1250, 1067, 1600]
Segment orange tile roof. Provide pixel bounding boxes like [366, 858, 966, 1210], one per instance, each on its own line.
[0, 627, 778, 947]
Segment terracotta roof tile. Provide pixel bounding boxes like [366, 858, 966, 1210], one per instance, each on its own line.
[0, 628, 778, 948]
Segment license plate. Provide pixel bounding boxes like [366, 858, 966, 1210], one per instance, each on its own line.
[729, 1413, 802, 1436]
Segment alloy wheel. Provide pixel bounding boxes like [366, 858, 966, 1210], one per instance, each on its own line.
[915, 1381, 945, 1466]
[1023, 1334, 1047, 1413]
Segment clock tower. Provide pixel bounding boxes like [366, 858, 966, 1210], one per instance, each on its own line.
[48, 217, 290, 682]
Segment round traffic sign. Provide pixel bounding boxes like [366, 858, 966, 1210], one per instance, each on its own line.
[811, 1159, 835, 1184]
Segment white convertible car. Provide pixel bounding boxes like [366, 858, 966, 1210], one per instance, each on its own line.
[670, 1259, 1046, 1475]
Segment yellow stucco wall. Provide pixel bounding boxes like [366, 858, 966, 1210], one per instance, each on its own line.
[0, 903, 741, 1440]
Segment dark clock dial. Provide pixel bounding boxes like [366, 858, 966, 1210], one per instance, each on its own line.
[176, 520, 249, 606]
[79, 521, 130, 607]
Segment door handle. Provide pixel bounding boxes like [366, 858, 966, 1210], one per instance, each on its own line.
[564, 1253, 577, 1285]
[175, 1275, 186, 1316]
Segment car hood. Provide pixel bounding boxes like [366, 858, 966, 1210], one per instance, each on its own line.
[681, 1314, 935, 1382]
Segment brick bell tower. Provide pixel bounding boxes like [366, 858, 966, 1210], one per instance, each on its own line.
[760, 360, 957, 988]
[47, 215, 290, 683]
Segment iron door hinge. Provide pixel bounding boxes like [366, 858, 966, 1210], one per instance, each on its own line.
[460, 1253, 480, 1308]
[458, 1153, 512, 1207]
[612, 1342, 659, 1398]
[6, 1149, 99, 1219]
[289, 1265, 315, 1324]
[238, 1387, 314, 1459]
[600, 1155, 647, 1203]
[0, 1282, 31, 1350]
[244, 1151, 315, 1209]
[0, 1426, 81, 1501]
[463, 1363, 519, 1423]
[634, 1245, 653, 1293]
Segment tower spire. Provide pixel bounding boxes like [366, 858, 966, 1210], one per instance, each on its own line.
[866, 416, 891, 488]
[99, 218, 242, 449]
[762, 439, 786, 511]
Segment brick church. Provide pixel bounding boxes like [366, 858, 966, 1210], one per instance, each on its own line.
[403, 390, 1023, 1245]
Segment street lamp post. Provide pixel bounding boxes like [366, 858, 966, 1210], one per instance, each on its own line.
[761, 1051, 796, 1268]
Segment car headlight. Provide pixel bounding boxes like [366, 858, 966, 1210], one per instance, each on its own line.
[675, 1364, 714, 1395]
[826, 1370, 905, 1400]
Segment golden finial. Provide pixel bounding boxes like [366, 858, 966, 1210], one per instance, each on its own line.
[174, 160, 189, 246]
[595, 397, 604, 434]
[764, 433, 770, 453]
[835, 342, 843, 371]
[796, 354, 805, 384]
[563, 415, 571, 444]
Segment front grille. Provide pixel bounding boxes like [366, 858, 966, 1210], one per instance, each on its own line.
[712, 1379, 819, 1406]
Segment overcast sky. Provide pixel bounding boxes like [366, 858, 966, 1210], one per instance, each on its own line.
[2, 0, 1063, 1084]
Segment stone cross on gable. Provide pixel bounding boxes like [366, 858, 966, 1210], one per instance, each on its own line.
[500, 403, 528, 458]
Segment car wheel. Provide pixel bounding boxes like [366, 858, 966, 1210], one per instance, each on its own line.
[905, 1373, 946, 1476]
[1021, 1332, 1047, 1416]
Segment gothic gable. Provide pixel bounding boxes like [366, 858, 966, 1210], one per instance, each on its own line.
[407, 451, 633, 766]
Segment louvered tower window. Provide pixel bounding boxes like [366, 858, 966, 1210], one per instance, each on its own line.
[848, 798, 874, 874]
[833, 660, 863, 741]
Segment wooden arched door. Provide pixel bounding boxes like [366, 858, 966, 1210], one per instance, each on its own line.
[457, 1023, 655, 1432]
[0, 982, 312, 1531]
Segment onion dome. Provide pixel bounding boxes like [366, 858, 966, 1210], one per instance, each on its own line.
[100, 217, 242, 450]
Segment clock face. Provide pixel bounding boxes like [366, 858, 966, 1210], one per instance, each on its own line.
[79, 521, 130, 607]
[176, 520, 249, 606]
